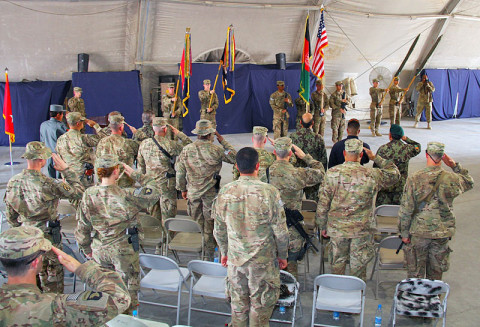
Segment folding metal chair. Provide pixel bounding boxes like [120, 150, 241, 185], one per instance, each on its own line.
[138, 214, 164, 254]
[271, 270, 303, 326]
[374, 205, 400, 235]
[164, 217, 204, 262]
[187, 260, 229, 325]
[62, 243, 87, 292]
[176, 198, 188, 216]
[300, 199, 319, 289]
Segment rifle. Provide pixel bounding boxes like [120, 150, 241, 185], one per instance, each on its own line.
[284, 207, 318, 261]
[341, 91, 347, 119]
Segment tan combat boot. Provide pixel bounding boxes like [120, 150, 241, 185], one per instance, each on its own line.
[427, 123, 432, 129]
[375, 131, 382, 136]
[371, 130, 376, 136]
[413, 122, 418, 128]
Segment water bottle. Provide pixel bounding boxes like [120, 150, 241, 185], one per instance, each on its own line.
[375, 304, 382, 327]
[132, 309, 138, 318]
[279, 306, 286, 315]
[333, 311, 340, 320]
[213, 247, 220, 263]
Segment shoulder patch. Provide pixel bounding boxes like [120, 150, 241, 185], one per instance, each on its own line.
[144, 188, 152, 195]
[66, 291, 108, 311]
[62, 183, 71, 192]
[224, 150, 231, 156]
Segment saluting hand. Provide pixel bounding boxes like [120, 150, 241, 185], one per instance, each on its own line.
[122, 163, 135, 176]
[363, 147, 376, 160]
[168, 124, 179, 135]
[215, 131, 224, 143]
[442, 153, 456, 168]
[52, 153, 69, 171]
[292, 144, 306, 159]
[52, 246, 81, 273]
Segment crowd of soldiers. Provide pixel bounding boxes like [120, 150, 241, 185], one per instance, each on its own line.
[0, 75, 473, 326]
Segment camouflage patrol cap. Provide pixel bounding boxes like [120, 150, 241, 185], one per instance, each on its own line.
[274, 137, 292, 152]
[315, 80, 323, 85]
[335, 81, 343, 86]
[66, 112, 86, 125]
[21, 141, 52, 160]
[253, 126, 268, 136]
[109, 114, 125, 125]
[390, 124, 404, 137]
[0, 226, 52, 260]
[152, 117, 169, 127]
[427, 142, 445, 157]
[95, 154, 120, 169]
[73, 87, 82, 93]
[192, 119, 215, 136]
[203, 79, 211, 85]
[372, 78, 379, 83]
[393, 76, 399, 81]
[345, 138, 363, 154]
[49, 104, 65, 112]
[167, 83, 175, 88]
[276, 81, 285, 86]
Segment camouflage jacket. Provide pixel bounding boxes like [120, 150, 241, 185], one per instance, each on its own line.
[56, 126, 104, 176]
[176, 138, 236, 199]
[96, 134, 139, 188]
[198, 90, 219, 117]
[316, 157, 400, 237]
[269, 155, 325, 210]
[294, 97, 314, 118]
[4, 169, 84, 230]
[415, 81, 435, 103]
[375, 138, 421, 195]
[137, 132, 192, 183]
[162, 94, 182, 118]
[132, 124, 155, 143]
[75, 171, 160, 254]
[389, 85, 404, 104]
[0, 260, 130, 326]
[269, 91, 293, 119]
[369, 86, 387, 108]
[329, 90, 350, 117]
[213, 176, 289, 266]
[289, 128, 328, 169]
[67, 97, 86, 117]
[311, 90, 329, 115]
[399, 164, 474, 239]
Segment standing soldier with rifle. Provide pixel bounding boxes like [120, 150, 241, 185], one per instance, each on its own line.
[388, 77, 407, 125]
[329, 81, 350, 143]
[414, 72, 435, 129]
[311, 79, 329, 137]
[270, 81, 293, 139]
[162, 83, 182, 140]
[369, 79, 388, 136]
[198, 79, 219, 129]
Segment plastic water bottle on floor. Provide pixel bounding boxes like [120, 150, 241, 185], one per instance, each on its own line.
[213, 247, 220, 263]
[279, 306, 286, 315]
[132, 309, 138, 319]
[333, 311, 340, 320]
[375, 304, 382, 327]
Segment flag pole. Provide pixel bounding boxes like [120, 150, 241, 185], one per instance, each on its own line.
[209, 63, 222, 109]
[3, 68, 19, 166]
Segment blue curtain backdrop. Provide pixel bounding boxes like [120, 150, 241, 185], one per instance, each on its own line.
[0, 81, 71, 146]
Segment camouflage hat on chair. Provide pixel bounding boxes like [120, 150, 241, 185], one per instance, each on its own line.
[345, 138, 363, 154]
[66, 112, 86, 125]
[192, 119, 215, 136]
[0, 226, 52, 259]
[152, 117, 169, 127]
[95, 154, 120, 169]
[21, 141, 52, 160]
[109, 114, 125, 125]
[276, 81, 285, 86]
[427, 142, 445, 157]
[274, 137, 292, 152]
[253, 126, 268, 136]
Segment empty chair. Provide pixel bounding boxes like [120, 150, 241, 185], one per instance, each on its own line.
[390, 278, 450, 327]
[187, 260, 229, 325]
[369, 236, 406, 299]
[58, 199, 77, 217]
[374, 205, 400, 235]
[106, 314, 169, 327]
[311, 274, 366, 327]
[299, 199, 319, 289]
[138, 214, 165, 254]
[164, 217, 204, 262]
[176, 198, 188, 216]
[62, 243, 88, 292]
[138, 254, 189, 325]
[270, 270, 302, 327]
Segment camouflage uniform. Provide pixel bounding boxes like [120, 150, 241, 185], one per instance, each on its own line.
[162, 88, 182, 139]
[270, 81, 293, 139]
[96, 115, 139, 188]
[0, 226, 130, 326]
[369, 83, 387, 135]
[67, 97, 86, 117]
[198, 80, 219, 129]
[399, 142, 473, 280]
[415, 80, 435, 124]
[289, 127, 327, 202]
[294, 97, 314, 129]
[375, 135, 421, 205]
[213, 176, 289, 327]
[137, 117, 192, 224]
[56, 112, 105, 188]
[76, 155, 160, 313]
[329, 83, 351, 143]
[317, 139, 400, 280]
[133, 123, 155, 143]
[311, 87, 329, 136]
[269, 137, 325, 277]
[176, 120, 237, 257]
[3, 142, 84, 293]
[388, 83, 404, 125]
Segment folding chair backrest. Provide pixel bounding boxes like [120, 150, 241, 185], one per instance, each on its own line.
[280, 270, 297, 285]
[139, 253, 180, 271]
[302, 199, 317, 211]
[188, 260, 227, 277]
[314, 274, 366, 292]
[58, 199, 77, 216]
[165, 218, 202, 233]
[397, 278, 450, 296]
[139, 214, 162, 227]
[62, 244, 87, 264]
[375, 205, 400, 218]
[379, 236, 403, 250]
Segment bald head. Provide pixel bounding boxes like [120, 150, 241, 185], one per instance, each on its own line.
[301, 112, 314, 129]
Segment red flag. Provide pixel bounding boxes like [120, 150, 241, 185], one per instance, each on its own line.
[3, 70, 14, 143]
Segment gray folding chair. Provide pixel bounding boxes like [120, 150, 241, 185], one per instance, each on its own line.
[62, 243, 87, 292]
[311, 274, 366, 327]
[164, 217, 204, 262]
[271, 270, 302, 326]
[138, 214, 165, 254]
[176, 198, 188, 216]
[300, 199, 319, 289]
[374, 204, 400, 235]
[369, 236, 406, 299]
[187, 260, 229, 325]
[138, 254, 189, 325]
[390, 278, 450, 327]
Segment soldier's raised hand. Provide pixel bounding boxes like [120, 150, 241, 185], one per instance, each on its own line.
[442, 153, 456, 168]
[52, 153, 69, 171]
[125, 122, 137, 134]
[85, 119, 97, 128]
[52, 246, 81, 273]
[168, 124, 179, 135]
[122, 163, 135, 176]
[267, 136, 275, 146]
[215, 131, 224, 143]
[363, 147, 376, 160]
[292, 144, 306, 159]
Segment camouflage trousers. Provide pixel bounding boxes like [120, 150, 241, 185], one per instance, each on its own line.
[329, 234, 374, 281]
[388, 103, 401, 125]
[273, 117, 289, 139]
[314, 114, 326, 137]
[376, 190, 402, 206]
[287, 227, 304, 278]
[39, 239, 64, 293]
[150, 178, 177, 223]
[331, 115, 345, 143]
[415, 102, 432, 123]
[93, 245, 140, 314]
[226, 260, 280, 327]
[369, 106, 382, 132]
[404, 236, 451, 280]
[187, 188, 217, 258]
[304, 184, 319, 203]
[200, 112, 217, 129]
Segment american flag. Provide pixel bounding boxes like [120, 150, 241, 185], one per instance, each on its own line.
[312, 8, 328, 78]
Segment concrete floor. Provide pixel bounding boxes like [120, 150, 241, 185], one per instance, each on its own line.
[0, 117, 479, 326]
